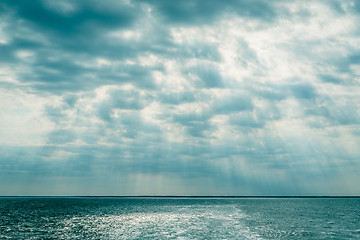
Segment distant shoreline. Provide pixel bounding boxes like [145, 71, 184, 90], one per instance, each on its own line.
[1, 196, 359, 198]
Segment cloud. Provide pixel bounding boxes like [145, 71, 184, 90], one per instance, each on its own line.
[141, 0, 279, 25]
[229, 112, 265, 129]
[159, 91, 196, 105]
[0, 0, 360, 195]
[318, 74, 343, 85]
[213, 94, 253, 114]
[187, 64, 224, 88]
[2, 0, 136, 37]
[290, 83, 317, 100]
[48, 129, 77, 144]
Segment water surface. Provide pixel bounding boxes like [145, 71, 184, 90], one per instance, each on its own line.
[1, 197, 359, 239]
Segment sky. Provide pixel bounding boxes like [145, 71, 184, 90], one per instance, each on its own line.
[0, 0, 360, 196]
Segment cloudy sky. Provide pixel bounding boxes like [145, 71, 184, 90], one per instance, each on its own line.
[1, 0, 360, 196]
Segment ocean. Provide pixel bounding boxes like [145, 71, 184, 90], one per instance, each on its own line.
[0, 197, 359, 239]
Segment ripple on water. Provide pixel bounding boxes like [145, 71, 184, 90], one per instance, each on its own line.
[0, 198, 359, 239]
[59, 204, 262, 239]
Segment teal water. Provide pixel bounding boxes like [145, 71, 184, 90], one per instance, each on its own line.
[0, 198, 359, 239]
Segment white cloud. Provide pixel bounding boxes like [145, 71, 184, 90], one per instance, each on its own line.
[0, 88, 54, 146]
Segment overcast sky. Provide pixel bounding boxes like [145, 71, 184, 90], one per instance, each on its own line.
[1, 0, 360, 196]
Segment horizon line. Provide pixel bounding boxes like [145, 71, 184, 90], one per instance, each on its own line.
[1, 195, 359, 198]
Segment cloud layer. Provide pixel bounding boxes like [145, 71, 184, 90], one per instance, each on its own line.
[0, 0, 360, 195]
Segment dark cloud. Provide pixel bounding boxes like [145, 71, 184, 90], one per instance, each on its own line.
[141, 0, 278, 25]
[195, 65, 224, 88]
[0, 45, 15, 62]
[45, 105, 67, 123]
[350, 1, 360, 13]
[48, 129, 77, 144]
[63, 94, 78, 107]
[173, 110, 213, 138]
[2, 0, 136, 37]
[229, 112, 265, 129]
[318, 74, 343, 84]
[110, 89, 146, 110]
[97, 88, 150, 123]
[251, 83, 289, 101]
[177, 42, 221, 61]
[348, 53, 360, 65]
[304, 96, 360, 126]
[290, 83, 317, 100]
[213, 95, 253, 114]
[186, 121, 215, 138]
[159, 91, 196, 105]
[173, 110, 212, 124]
[97, 102, 113, 122]
[0, 0, 159, 93]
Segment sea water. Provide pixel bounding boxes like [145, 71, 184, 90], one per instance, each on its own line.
[0, 197, 359, 239]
